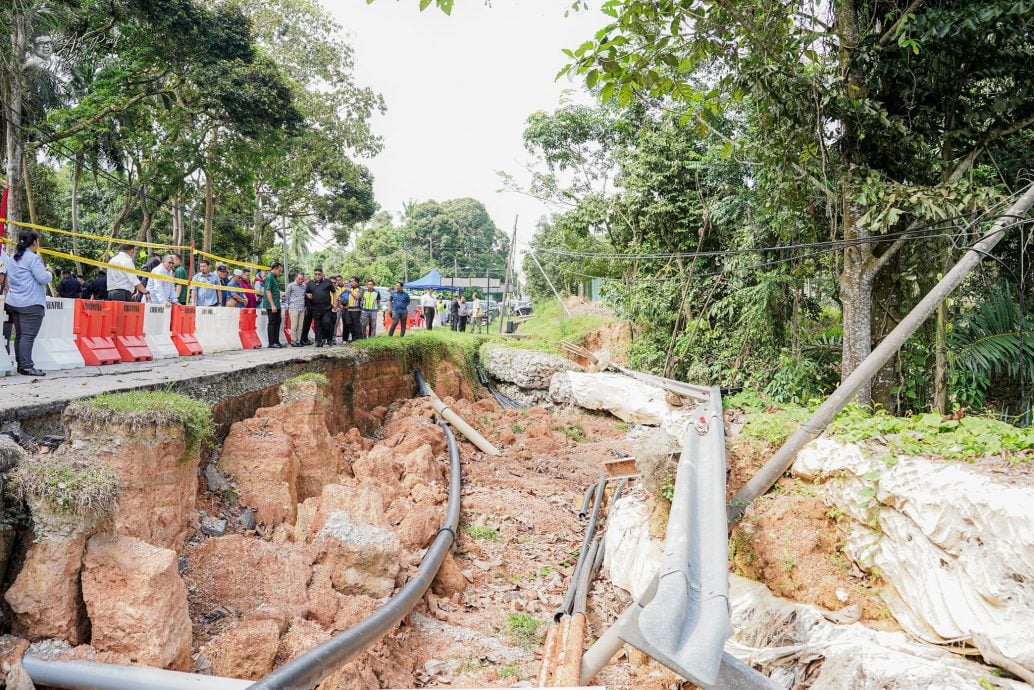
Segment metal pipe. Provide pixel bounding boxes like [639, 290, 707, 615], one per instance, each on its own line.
[21, 658, 251, 690]
[607, 365, 711, 401]
[728, 184, 1034, 524]
[537, 621, 564, 687]
[556, 612, 587, 687]
[557, 474, 607, 621]
[246, 374, 463, 690]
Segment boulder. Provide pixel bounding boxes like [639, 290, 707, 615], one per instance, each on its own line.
[184, 534, 313, 615]
[382, 412, 446, 457]
[395, 505, 443, 550]
[431, 552, 467, 598]
[61, 411, 200, 551]
[482, 346, 578, 390]
[81, 535, 192, 670]
[277, 380, 339, 501]
[202, 619, 281, 680]
[351, 446, 404, 503]
[277, 618, 330, 664]
[5, 538, 88, 644]
[551, 371, 671, 424]
[219, 416, 299, 526]
[400, 444, 445, 491]
[316, 513, 402, 598]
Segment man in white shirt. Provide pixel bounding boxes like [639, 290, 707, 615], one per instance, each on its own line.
[420, 289, 437, 331]
[148, 254, 179, 305]
[107, 244, 149, 302]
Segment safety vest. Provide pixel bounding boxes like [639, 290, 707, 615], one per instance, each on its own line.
[362, 290, 378, 310]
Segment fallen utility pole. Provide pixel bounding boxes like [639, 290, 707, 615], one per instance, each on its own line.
[728, 184, 1034, 524]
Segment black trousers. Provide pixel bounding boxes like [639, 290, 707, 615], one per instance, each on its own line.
[267, 309, 282, 345]
[313, 308, 335, 345]
[389, 311, 407, 336]
[458, 315, 468, 332]
[108, 289, 132, 302]
[423, 307, 435, 330]
[7, 304, 45, 370]
[301, 309, 313, 344]
[346, 310, 363, 341]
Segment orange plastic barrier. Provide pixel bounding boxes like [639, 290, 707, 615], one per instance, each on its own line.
[74, 300, 121, 365]
[239, 308, 262, 350]
[171, 304, 203, 356]
[112, 302, 154, 362]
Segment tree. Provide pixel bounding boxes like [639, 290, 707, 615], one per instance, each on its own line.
[401, 198, 508, 277]
[565, 0, 1034, 404]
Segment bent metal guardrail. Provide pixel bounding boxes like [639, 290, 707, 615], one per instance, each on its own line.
[578, 386, 778, 690]
[22, 368, 462, 690]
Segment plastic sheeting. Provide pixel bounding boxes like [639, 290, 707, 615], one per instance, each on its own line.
[603, 491, 663, 600]
[794, 439, 1034, 679]
[553, 372, 671, 424]
[727, 574, 1030, 690]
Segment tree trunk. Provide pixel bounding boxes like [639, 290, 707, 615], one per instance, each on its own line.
[3, 7, 27, 225]
[934, 301, 948, 413]
[840, 237, 876, 405]
[870, 257, 902, 413]
[22, 155, 36, 224]
[171, 196, 183, 247]
[71, 154, 83, 275]
[203, 168, 214, 253]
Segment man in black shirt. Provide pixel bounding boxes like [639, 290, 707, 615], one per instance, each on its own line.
[83, 271, 108, 300]
[57, 269, 82, 298]
[305, 267, 337, 347]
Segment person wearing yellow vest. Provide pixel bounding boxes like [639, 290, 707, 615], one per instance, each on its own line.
[340, 276, 363, 342]
[360, 279, 380, 338]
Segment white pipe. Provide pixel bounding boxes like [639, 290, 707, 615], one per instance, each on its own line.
[426, 390, 500, 456]
[22, 657, 252, 690]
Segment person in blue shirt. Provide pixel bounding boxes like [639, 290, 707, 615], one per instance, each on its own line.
[5, 230, 54, 376]
[388, 281, 410, 337]
[191, 260, 220, 307]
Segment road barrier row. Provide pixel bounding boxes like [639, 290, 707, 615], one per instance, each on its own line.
[1, 298, 284, 373]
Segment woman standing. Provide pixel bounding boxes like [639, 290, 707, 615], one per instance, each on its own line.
[6, 230, 53, 376]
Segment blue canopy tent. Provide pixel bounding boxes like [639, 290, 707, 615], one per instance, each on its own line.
[403, 269, 463, 292]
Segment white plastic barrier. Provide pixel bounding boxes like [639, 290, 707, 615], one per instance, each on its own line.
[142, 304, 179, 359]
[219, 308, 243, 352]
[34, 297, 86, 371]
[256, 309, 269, 348]
[193, 307, 222, 354]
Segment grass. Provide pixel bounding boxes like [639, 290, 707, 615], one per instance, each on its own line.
[286, 372, 329, 387]
[553, 422, 588, 443]
[726, 388, 1034, 461]
[76, 391, 214, 460]
[509, 299, 610, 353]
[462, 523, 500, 541]
[497, 664, 520, 679]
[14, 455, 121, 517]
[509, 422, 525, 433]
[352, 329, 489, 388]
[502, 613, 544, 647]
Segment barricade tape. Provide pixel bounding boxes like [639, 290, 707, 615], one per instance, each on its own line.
[0, 217, 271, 271]
[0, 237, 260, 294]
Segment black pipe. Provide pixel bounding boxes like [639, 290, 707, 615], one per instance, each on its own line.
[556, 474, 607, 622]
[578, 483, 597, 518]
[572, 538, 601, 615]
[246, 371, 461, 690]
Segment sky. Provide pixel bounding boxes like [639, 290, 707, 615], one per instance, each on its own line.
[321, 0, 610, 264]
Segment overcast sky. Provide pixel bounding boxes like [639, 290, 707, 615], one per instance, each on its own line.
[322, 1, 609, 262]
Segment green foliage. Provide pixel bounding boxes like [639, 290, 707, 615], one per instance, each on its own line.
[502, 613, 544, 647]
[727, 391, 1034, 461]
[509, 299, 610, 353]
[14, 455, 121, 518]
[553, 422, 587, 443]
[286, 372, 329, 387]
[84, 391, 214, 458]
[509, 423, 525, 433]
[462, 524, 500, 541]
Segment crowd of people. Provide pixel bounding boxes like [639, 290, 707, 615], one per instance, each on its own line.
[0, 229, 492, 376]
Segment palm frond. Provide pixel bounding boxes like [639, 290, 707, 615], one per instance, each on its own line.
[948, 288, 1034, 380]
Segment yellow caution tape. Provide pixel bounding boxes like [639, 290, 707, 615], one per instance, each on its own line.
[0, 217, 271, 271]
[0, 237, 259, 295]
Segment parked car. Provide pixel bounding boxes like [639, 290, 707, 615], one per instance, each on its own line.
[511, 299, 532, 316]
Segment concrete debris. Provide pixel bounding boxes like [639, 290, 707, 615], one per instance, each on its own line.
[550, 371, 671, 424]
[204, 461, 231, 494]
[239, 507, 257, 531]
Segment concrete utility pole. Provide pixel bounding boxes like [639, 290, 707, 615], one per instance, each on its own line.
[282, 215, 289, 279]
[500, 215, 518, 333]
[728, 185, 1034, 523]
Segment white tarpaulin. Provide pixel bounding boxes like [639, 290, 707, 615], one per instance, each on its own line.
[603, 491, 663, 600]
[794, 439, 1034, 680]
[553, 372, 671, 424]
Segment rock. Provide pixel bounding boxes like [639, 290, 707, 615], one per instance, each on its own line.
[331, 595, 379, 631]
[316, 513, 402, 598]
[5, 537, 88, 644]
[554, 371, 671, 424]
[306, 565, 343, 628]
[395, 505, 443, 550]
[352, 446, 404, 503]
[482, 346, 578, 390]
[205, 461, 230, 494]
[0, 435, 25, 472]
[239, 507, 257, 531]
[0, 636, 30, 676]
[0, 525, 20, 599]
[201, 516, 227, 537]
[194, 652, 213, 675]
[219, 415, 299, 526]
[276, 618, 330, 664]
[316, 484, 389, 532]
[61, 408, 201, 551]
[185, 534, 313, 615]
[81, 535, 192, 670]
[202, 619, 281, 680]
[382, 413, 446, 457]
[431, 552, 467, 598]
[276, 380, 339, 501]
[432, 359, 474, 400]
[5, 664, 34, 690]
[401, 444, 445, 490]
